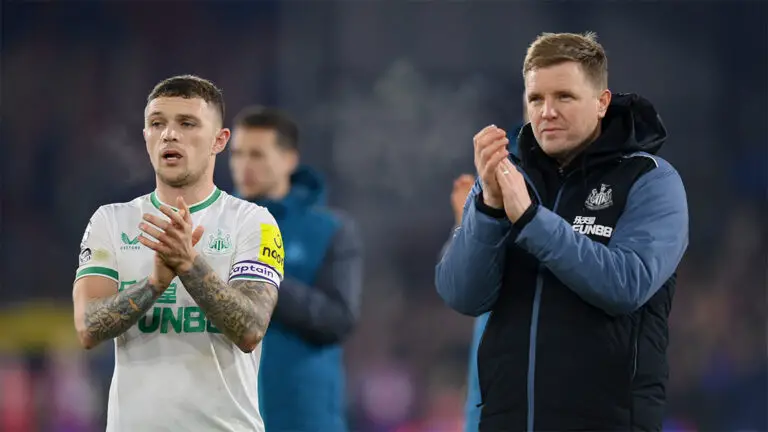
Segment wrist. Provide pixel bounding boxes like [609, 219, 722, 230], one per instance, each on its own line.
[513, 202, 538, 229]
[475, 193, 506, 219]
[482, 192, 503, 209]
[175, 252, 199, 274]
[147, 276, 168, 296]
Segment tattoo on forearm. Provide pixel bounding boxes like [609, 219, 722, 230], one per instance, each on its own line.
[179, 255, 278, 347]
[84, 278, 159, 344]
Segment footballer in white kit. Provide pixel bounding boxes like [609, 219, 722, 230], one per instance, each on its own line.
[72, 75, 281, 432]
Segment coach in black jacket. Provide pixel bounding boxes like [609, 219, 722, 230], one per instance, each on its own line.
[436, 32, 689, 431]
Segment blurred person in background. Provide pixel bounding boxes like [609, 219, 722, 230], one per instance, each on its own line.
[72, 75, 282, 432]
[436, 32, 689, 431]
[443, 173, 486, 432]
[229, 106, 364, 432]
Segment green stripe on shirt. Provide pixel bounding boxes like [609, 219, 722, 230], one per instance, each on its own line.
[76, 266, 119, 281]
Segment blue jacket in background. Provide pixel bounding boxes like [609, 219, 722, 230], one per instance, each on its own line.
[246, 166, 363, 432]
[464, 312, 489, 432]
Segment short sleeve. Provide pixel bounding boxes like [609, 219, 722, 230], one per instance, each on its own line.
[75, 206, 119, 283]
[228, 206, 284, 288]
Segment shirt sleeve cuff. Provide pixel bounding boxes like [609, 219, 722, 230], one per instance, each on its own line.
[513, 203, 539, 230]
[466, 194, 511, 246]
[474, 193, 506, 219]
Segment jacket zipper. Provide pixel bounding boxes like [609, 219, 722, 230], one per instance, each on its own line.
[629, 311, 644, 430]
[524, 168, 573, 432]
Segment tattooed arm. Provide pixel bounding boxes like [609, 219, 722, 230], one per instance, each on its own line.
[137, 198, 280, 352]
[73, 276, 162, 349]
[178, 255, 278, 353]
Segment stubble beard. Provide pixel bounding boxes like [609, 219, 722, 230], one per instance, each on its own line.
[157, 166, 203, 188]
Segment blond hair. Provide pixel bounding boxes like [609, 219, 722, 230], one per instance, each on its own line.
[523, 32, 608, 89]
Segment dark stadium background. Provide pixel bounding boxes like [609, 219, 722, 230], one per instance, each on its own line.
[1, 1, 766, 431]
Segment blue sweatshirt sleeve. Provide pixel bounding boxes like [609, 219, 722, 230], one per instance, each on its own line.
[271, 212, 363, 345]
[515, 158, 688, 316]
[436, 179, 511, 316]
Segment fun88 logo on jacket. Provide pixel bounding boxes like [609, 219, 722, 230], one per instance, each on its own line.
[571, 216, 614, 238]
[229, 260, 281, 288]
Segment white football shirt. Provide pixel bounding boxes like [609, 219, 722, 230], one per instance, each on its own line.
[74, 187, 284, 432]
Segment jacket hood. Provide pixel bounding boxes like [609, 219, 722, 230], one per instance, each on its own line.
[284, 165, 327, 209]
[246, 165, 327, 218]
[517, 93, 667, 169]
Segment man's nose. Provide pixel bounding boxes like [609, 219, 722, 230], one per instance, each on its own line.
[161, 126, 180, 142]
[541, 100, 558, 119]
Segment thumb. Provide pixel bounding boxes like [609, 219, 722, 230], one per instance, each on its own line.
[191, 225, 205, 246]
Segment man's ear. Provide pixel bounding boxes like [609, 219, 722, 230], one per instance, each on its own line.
[597, 89, 611, 119]
[213, 128, 231, 155]
[285, 148, 299, 174]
